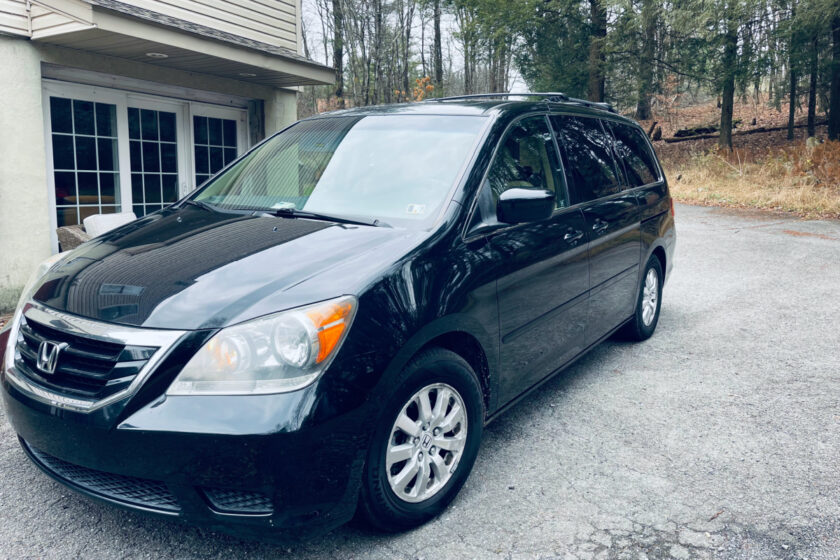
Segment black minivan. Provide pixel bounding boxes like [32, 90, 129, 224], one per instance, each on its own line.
[2, 93, 674, 537]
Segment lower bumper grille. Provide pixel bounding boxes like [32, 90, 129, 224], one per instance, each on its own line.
[24, 441, 180, 513]
[202, 487, 273, 515]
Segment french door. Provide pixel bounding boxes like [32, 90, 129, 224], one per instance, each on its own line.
[43, 80, 248, 251]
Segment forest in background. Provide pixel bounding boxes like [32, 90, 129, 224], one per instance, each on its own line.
[298, 0, 840, 150]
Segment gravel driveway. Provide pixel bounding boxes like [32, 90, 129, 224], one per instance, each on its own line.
[1, 204, 839, 559]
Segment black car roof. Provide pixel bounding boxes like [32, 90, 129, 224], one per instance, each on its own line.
[305, 93, 640, 127]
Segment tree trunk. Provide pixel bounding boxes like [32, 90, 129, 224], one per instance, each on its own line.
[332, 0, 344, 106]
[635, 0, 656, 119]
[433, 0, 443, 95]
[788, 3, 797, 140]
[719, 12, 738, 150]
[808, 31, 818, 137]
[587, 0, 607, 102]
[830, 15, 840, 140]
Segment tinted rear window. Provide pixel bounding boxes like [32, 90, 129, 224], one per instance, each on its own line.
[609, 122, 660, 187]
[549, 115, 620, 204]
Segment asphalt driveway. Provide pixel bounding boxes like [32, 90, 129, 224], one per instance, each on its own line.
[1, 204, 839, 559]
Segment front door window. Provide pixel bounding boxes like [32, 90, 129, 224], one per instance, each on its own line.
[49, 97, 120, 226]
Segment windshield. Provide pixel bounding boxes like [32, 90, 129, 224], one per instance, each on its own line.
[193, 114, 488, 227]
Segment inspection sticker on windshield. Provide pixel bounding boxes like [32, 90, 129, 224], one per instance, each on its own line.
[406, 204, 426, 215]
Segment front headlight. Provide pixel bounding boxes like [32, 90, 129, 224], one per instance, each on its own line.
[4, 252, 69, 373]
[166, 295, 357, 396]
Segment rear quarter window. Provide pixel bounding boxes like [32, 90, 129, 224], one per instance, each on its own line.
[609, 122, 661, 187]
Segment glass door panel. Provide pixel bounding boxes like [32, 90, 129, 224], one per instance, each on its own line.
[49, 96, 120, 226]
[128, 108, 180, 217]
[193, 116, 238, 186]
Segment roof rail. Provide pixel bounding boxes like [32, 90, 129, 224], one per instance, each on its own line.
[430, 92, 617, 113]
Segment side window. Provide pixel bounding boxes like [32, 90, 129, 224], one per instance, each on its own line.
[609, 122, 660, 187]
[549, 115, 621, 204]
[472, 116, 567, 228]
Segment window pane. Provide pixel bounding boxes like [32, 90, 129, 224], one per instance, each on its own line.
[161, 143, 177, 173]
[79, 206, 100, 222]
[550, 115, 620, 203]
[159, 112, 176, 142]
[208, 118, 222, 145]
[75, 136, 97, 170]
[96, 103, 116, 137]
[100, 173, 118, 202]
[224, 148, 237, 166]
[52, 135, 75, 170]
[128, 108, 140, 139]
[194, 117, 208, 144]
[209, 147, 223, 173]
[98, 138, 117, 171]
[142, 141, 160, 172]
[57, 206, 78, 227]
[54, 172, 76, 203]
[50, 97, 72, 133]
[144, 174, 161, 203]
[223, 120, 237, 147]
[73, 100, 95, 135]
[162, 174, 178, 202]
[195, 146, 209, 174]
[77, 172, 98, 198]
[132, 173, 144, 203]
[141, 109, 158, 140]
[609, 122, 659, 187]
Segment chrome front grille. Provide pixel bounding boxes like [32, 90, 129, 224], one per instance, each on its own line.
[15, 316, 157, 400]
[5, 303, 186, 412]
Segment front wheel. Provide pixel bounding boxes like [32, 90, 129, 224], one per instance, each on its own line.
[620, 256, 663, 341]
[358, 348, 484, 532]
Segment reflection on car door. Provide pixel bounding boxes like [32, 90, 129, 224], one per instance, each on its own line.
[468, 115, 590, 404]
[550, 115, 641, 344]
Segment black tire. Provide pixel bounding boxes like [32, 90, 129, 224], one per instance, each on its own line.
[358, 348, 484, 532]
[620, 255, 664, 341]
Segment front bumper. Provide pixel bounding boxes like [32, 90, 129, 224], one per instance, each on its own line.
[1, 377, 368, 539]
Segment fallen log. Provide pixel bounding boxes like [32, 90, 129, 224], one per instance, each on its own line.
[662, 121, 828, 143]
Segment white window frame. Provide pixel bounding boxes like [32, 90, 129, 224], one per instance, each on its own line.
[42, 79, 249, 253]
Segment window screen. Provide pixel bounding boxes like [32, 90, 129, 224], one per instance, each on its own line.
[549, 115, 620, 204]
[609, 122, 660, 187]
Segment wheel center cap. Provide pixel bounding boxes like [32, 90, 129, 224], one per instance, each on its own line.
[420, 432, 432, 449]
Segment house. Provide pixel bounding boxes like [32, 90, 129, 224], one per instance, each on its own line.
[0, 0, 333, 310]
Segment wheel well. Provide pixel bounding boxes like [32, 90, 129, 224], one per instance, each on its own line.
[652, 246, 667, 282]
[420, 332, 491, 412]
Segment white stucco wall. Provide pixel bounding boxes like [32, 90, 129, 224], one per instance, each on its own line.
[0, 40, 301, 311]
[0, 36, 52, 311]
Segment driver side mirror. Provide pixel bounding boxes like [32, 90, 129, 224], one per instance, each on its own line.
[496, 188, 555, 224]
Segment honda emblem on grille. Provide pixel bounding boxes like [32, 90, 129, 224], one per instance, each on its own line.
[37, 341, 68, 374]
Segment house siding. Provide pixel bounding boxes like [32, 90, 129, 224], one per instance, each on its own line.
[103, 0, 297, 51]
[0, 0, 28, 36]
[2, 0, 299, 52]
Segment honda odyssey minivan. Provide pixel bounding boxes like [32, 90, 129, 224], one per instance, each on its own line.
[2, 93, 675, 537]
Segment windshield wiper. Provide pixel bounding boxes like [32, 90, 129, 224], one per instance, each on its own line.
[179, 199, 217, 212]
[270, 207, 391, 228]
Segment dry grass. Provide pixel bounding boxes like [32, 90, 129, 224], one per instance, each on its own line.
[661, 139, 840, 220]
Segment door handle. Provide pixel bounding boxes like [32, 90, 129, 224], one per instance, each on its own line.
[592, 218, 609, 233]
[564, 229, 584, 243]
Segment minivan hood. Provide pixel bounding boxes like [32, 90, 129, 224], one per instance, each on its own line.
[33, 207, 428, 330]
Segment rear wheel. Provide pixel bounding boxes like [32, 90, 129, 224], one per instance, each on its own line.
[358, 348, 484, 532]
[621, 256, 663, 341]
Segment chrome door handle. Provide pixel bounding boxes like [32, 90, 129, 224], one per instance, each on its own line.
[592, 219, 609, 232]
[564, 229, 584, 243]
